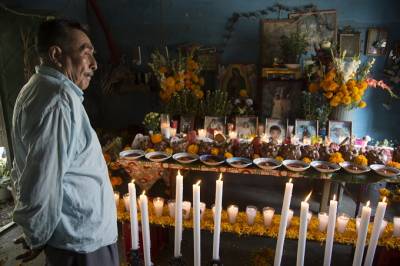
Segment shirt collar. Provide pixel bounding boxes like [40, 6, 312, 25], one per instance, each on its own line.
[35, 65, 84, 101]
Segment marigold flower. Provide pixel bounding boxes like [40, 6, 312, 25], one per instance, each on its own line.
[324, 92, 333, 99]
[342, 96, 352, 105]
[165, 77, 176, 88]
[239, 89, 248, 97]
[358, 101, 367, 108]
[187, 144, 199, 154]
[308, 83, 319, 93]
[354, 155, 368, 166]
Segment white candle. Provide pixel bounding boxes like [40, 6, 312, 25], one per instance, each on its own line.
[153, 197, 164, 217]
[246, 206, 258, 225]
[364, 197, 387, 266]
[227, 205, 239, 224]
[274, 178, 293, 266]
[297, 192, 312, 266]
[168, 200, 175, 218]
[393, 216, 400, 237]
[228, 131, 238, 139]
[193, 181, 201, 266]
[198, 129, 206, 139]
[212, 173, 223, 261]
[139, 191, 152, 266]
[336, 213, 350, 233]
[287, 209, 294, 228]
[128, 181, 139, 250]
[323, 194, 338, 266]
[170, 128, 177, 137]
[114, 191, 120, 209]
[303, 136, 311, 145]
[161, 123, 171, 139]
[174, 170, 183, 257]
[182, 201, 192, 220]
[263, 207, 275, 227]
[123, 193, 130, 212]
[318, 212, 329, 232]
[352, 201, 371, 266]
[200, 202, 206, 220]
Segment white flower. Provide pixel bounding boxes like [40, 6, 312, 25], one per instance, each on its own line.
[234, 99, 241, 105]
[246, 98, 253, 106]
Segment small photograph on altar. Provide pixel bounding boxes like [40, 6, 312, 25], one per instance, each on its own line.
[328, 120, 352, 144]
[265, 118, 286, 144]
[180, 115, 195, 134]
[204, 116, 226, 137]
[295, 119, 318, 144]
[236, 116, 258, 139]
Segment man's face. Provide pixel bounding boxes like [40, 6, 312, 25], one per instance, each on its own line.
[60, 29, 97, 90]
[270, 129, 280, 139]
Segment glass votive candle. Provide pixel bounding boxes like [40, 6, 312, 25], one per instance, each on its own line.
[393, 216, 400, 237]
[286, 209, 294, 228]
[380, 219, 387, 236]
[114, 191, 120, 208]
[170, 128, 177, 137]
[200, 202, 206, 220]
[182, 201, 192, 220]
[336, 213, 350, 233]
[227, 205, 239, 224]
[153, 197, 165, 217]
[262, 207, 275, 227]
[168, 200, 175, 218]
[123, 193, 130, 212]
[318, 212, 329, 232]
[246, 206, 258, 225]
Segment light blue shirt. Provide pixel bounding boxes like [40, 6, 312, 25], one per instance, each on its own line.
[11, 65, 118, 253]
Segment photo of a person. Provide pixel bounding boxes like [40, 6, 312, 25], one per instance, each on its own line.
[235, 116, 258, 139]
[265, 118, 286, 144]
[328, 120, 352, 144]
[180, 116, 195, 133]
[295, 120, 318, 143]
[204, 116, 226, 137]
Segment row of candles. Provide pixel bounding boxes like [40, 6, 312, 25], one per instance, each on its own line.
[114, 174, 399, 266]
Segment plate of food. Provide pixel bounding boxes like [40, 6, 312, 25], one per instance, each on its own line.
[311, 161, 341, 173]
[370, 164, 400, 177]
[253, 158, 282, 170]
[340, 162, 370, 174]
[119, 149, 145, 160]
[145, 151, 171, 162]
[172, 152, 199, 164]
[200, 155, 225, 166]
[226, 157, 253, 168]
[282, 160, 310, 172]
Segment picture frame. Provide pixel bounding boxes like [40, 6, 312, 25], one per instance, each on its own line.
[339, 32, 361, 58]
[328, 120, 352, 144]
[179, 115, 195, 134]
[235, 116, 258, 139]
[295, 119, 318, 143]
[366, 28, 388, 56]
[219, 64, 258, 99]
[204, 116, 226, 138]
[265, 118, 287, 144]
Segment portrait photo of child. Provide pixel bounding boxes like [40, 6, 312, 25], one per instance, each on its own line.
[265, 118, 286, 144]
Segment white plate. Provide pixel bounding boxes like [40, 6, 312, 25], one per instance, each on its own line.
[340, 162, 370, 174]
[226, 157, 252, 168]
[283, 160, 310, 172]
[119, 149, 145, 160]
[145, 151, 171, 162]
[311, 161, 341, 173]
[172, 152, 199, 164]
[253, 158, 282, 170]
[200, 155, 225, 166]
[370, 164, 400, 177]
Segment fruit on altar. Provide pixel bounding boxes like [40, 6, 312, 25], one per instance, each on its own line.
[234, 142, 254, 158]
[387, 161, 400, 169]
[153, 140, 169, 151]
[339, 145, 359, 161]
[260, 142, 279, 158]
[224, 152, 233, 159]
[164, 147, 173, 155]
[300, 145, 319, 160]
[353, 154, 368, 166]
[211, 147, 220, 156]
[329, 152, 345, 164]
[170, 138, 188, 153]
[302, 157, 312, 164]
[278, 144, 302, 160]
[187, 144, 199, 154]
[365, 148, 387, 164]
[198, 140, 213, 155]
[393, 146, 400, 163]
[251, 137, 263, 155]
[151, 133, 163, 144]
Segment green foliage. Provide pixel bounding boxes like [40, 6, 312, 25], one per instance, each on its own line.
[165, 89, 200, 116]
[0, 158, 9, 177]
[302, 91, 331, 125]
[142, 112, 160, 133]
[280, 32, 308, 63]
[199, 90, 233, 117]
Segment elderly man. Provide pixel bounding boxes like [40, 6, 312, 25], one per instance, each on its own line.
[11, 19, 118, 265]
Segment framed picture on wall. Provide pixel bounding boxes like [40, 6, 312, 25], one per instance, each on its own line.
[366, 28, 388, 56]
[328, 120, 352, 144]
[204, 116, 226, 138]
[179, 116, 195, 134]
[265, 118, 286, 144]
[295, 119, 318, 143]
[219, 64, 258, 99]
[339, 32, 361, 57]
[235, 116, 258, 139]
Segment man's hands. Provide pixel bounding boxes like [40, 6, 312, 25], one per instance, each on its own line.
[14, 235, 44, 262]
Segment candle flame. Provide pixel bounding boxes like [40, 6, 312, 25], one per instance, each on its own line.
[333, 194, 336, 201]
[305, 191, 312, 202]
[288, 178, 292, 183]
[382, 196, 386, 203]
[219, 173, 223, 181]
[177, 170, 181, 176]
[196, 180, 201, 186]
[141, 190, 146, 196]
[366, 201, 370, 207]
[131, 179, 135, 184]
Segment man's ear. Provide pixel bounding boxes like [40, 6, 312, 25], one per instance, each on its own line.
[48, 46, 63, 68]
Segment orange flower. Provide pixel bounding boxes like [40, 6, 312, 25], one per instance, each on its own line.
[211, 147, 219, 156]
[165, 77, 176, 88]
[239, 89, 248, 97]
[159, 66, 168, 74]
[224, 152, 233, 159]
[194, 89, 204, 99]
[342, 96, 352, 105]
[324, 92, 333, 99]
[151, 133, 163, 144]
[103, 153, 112, 164]
[302, 157, 312, 164]
[346, 79, 356, 88]
[199, 77, 205, 86]
[308, 83, 319, 93]
[187, 144, 199, 154]
[354, 155, 368, 166]
[358, 101, 367, 108]
[110, 176, 123, 187]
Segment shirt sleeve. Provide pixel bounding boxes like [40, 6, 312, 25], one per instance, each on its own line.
[13, 100, 73, 249]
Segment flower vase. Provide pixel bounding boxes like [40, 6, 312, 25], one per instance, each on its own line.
[330, 105, 353, 121]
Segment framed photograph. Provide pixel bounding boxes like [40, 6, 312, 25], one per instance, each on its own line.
[265, 118, 286, 144]
[366, 28, 388, 56]
[295, 119, 318, 142]
[204, 116, 226, 137]
[219, 64, 258, 99]
[328, 120, 352, 144]
[235, 116, 258, 139]
[180, 115, 195, 134]
[339, 33, 361, 57]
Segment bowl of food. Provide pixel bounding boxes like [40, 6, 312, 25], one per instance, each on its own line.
[370, 164, 400, 177]
[311, 161, 341, 173]
[282, 160, 310, 172]
[119, 149, 145, 160]
[145, 151, 171, 162]
[200, 155, 225, 166]
[172, 152, 199, 164]
[253, 158, 282, 170]
[226, 157, 252, 168]
[340, 161, 370, 174]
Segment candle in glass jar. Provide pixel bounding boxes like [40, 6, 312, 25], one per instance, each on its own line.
[192, 181, 201, 266]
[139, 191, 152, 266]
[198, 129, 206, 139]
[153, 197, 164, 217]
[212, 173, 223, 261]
[168, 200, 175, 218]
[114, 191, 120, 208]
[393, 216, 400, 237]
[170, 128, 177, 137]
[352, 201, 371, 266]
[228, 131, 238, 139]
[227, 205, 239, 224]
[246, 206, 258, 225]
[263, 207, 275, 227]
[336, 213, 350, 233]
[297, 192, 312, 266]
[318, 212, 329, 232]
[128, 181, 139, 250]
[323, 194, 338, 266]
[182, 201, 192, 220]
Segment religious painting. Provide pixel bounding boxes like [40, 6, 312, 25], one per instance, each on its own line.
[265, 118, 286, 144]
[235, 116, 258, 139]
[384, 41, 400, 85]
[295, 119, 318, 142]
[204, 116, 226, 138]
[219, 64, 257, 99]
[366, 28, 388, 56]
[328, 120, 352, 144]
[179, 116, 195, 134]
[339, 32, 361, 58]
[197, 47, 218, 71]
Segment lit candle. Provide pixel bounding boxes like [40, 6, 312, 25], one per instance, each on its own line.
[212, 173, 223, 261]
[323, 194, 338, 266]
[128, 181, 139, 250]
[174, 170, 183, 257]
[246, 206, 258, 225]
[123, 193, 130, 212]
[114, 191, 120, 209]
[393, 216, 400, 237]
[200, 202, 206, 220]
[352, 201, 371, 266]
[364, 197, 387, 266]
[303, 136, 311, 145]
[318, 212, 329, 232]
[182, 201, 192, 220]
[227, 205, 239, 224]
[274, 178, 293, 266]
[193, 180, 201, 266]
[263, 207, 275, 227]
[153, 197, 164, 217]
[213, 130, 223, 138]
[198, 129, 206, 139]
[297, 192, 312, 266]
[228, 131, 238, 139]
[161, 123, 170, 139]
[170, 128, 177, 137]
[139, 191, 152, 266]
[336, 213, 350, 233]
[168, 200, 175, 218]
[287, 209, 294, 228]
